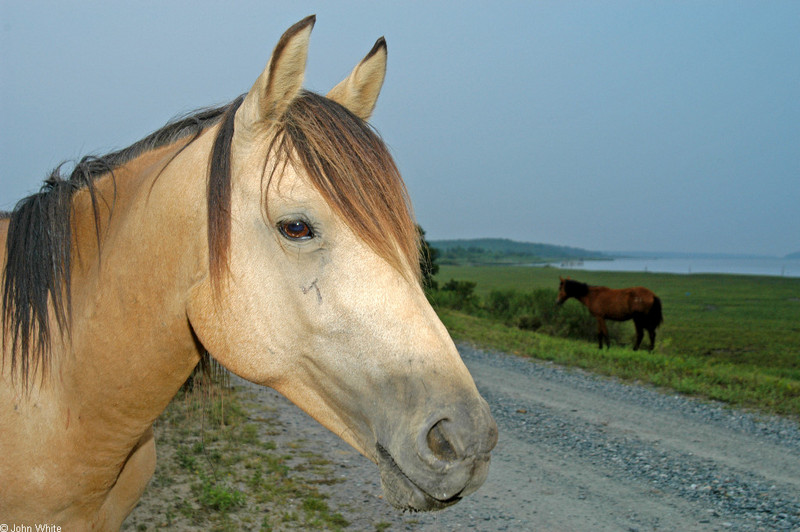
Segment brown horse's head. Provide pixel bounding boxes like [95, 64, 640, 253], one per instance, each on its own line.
[557, 276, 589, 305]
[556, 276, 570, 305]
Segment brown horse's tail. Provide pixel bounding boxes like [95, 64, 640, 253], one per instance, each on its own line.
[649, 296, 664, 328]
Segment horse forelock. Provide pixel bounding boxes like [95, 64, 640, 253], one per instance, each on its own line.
[207, 90, 421, 290]
[277, 91, 420, 282]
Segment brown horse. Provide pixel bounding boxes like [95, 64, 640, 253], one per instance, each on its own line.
[557, 277, 663, 350]
[1, 17, 497, 528]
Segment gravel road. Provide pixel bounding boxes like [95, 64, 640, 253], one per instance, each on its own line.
[243, 343, 800, 531]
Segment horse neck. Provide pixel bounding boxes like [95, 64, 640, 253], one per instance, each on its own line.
[581, 285, 610, 305]
[64, 131, 216, 436]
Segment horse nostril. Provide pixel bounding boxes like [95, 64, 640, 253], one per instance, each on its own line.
[426, 419, 459, 462]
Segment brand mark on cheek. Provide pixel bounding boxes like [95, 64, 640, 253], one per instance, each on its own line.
[301, 279, 323, 304]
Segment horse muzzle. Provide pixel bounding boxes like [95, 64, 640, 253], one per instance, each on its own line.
[375, 398, 498, 511]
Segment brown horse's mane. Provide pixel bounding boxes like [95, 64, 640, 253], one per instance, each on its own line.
[562, 279, 590, 298]
[3, 90, 419, 386]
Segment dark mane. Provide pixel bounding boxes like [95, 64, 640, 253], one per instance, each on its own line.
[564, 279, 590, 298]
[2, 101, 235, 385]
[3, 90, 419, 388]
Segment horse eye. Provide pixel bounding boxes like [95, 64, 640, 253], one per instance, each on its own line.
[279, 220, 313, 240]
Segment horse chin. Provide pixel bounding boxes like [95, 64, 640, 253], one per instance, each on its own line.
[375, 444, 461, 512]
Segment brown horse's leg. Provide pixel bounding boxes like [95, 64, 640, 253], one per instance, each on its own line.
[633, 319, 644, 351]
[597, 317, 609, 349]
[648, 328, 657, 351]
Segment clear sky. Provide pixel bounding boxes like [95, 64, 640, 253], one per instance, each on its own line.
[2, 2, 798, 256]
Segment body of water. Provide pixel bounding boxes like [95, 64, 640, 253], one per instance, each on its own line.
[552, 257, 800, 278]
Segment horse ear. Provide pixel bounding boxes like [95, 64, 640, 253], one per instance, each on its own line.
[237, 15, 315, 130]
[326, 37, 387, 120]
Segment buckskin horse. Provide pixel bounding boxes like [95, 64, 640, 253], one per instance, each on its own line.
[1, 17, 497, 528]
[557, 277, 663, 350]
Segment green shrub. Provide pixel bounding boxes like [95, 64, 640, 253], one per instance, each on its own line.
[430, 279, 479, 311]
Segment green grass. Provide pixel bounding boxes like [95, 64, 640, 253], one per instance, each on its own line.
[433, 265, 800, 417]
[123, 387, 351, 531]
[194, 472, 246, 511]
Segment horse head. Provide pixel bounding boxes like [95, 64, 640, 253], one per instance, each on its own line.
[557, 276, 570, 305]
[185, 16, 497, 511]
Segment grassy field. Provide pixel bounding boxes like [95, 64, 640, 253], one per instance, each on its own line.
[433, 265, 800, 417]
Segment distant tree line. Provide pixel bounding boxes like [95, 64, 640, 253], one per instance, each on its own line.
[431, 238, 606, 266]
[438, 246, 542, 265]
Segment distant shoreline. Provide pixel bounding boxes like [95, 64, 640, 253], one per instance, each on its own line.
[430, 238, 799, 275]
[544, 256, 800, 278]
[607, 250, 800, 261]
